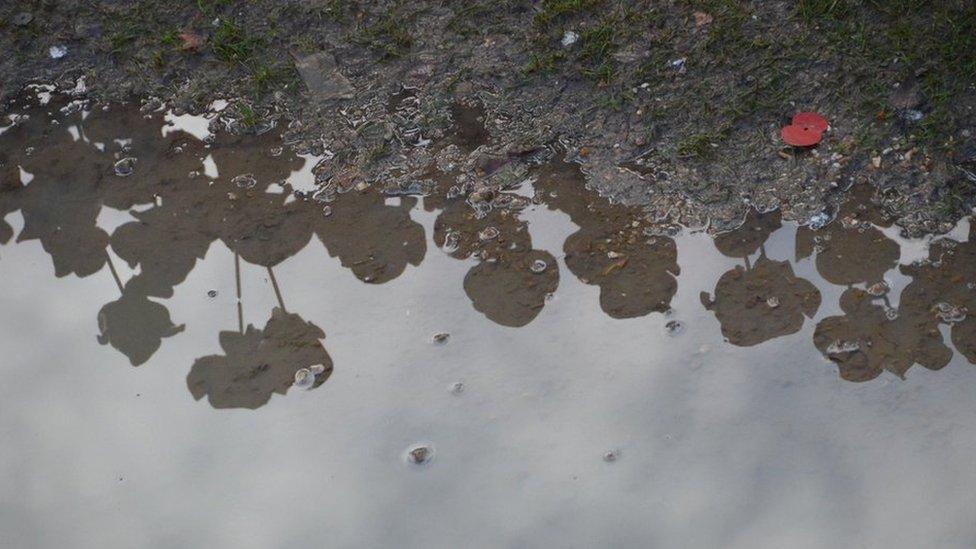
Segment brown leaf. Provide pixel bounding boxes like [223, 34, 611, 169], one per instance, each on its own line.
[179, 31, 205, 52]
[693, 11, 713, 27]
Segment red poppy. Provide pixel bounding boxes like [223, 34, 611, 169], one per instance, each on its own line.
[781, 112, 829, 147]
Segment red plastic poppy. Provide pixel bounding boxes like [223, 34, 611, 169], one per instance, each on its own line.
[792, 112, 829, 132]
[781, 112, 829, 147]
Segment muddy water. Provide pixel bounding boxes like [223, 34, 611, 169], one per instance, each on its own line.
[3, 94, 976, 548]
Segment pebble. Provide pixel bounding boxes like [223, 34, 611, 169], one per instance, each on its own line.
[404, 443, 435, 466]
[11, 12, 33, 26]
[432, 332, 450, 345]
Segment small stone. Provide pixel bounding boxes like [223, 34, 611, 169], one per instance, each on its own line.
[603, 449, 620, 462]
[530, 259, 548, 274]
[355, 181, 369, 192]
[293, 51, 355, 102]
[11, 12, 33, 26]
[866, 281, 889, 296]
[449, 381, 465, 395]
[766, 296, 780, 308]
[432, 332, 450, 345]
[49, 45, 68, 59]
[207, 289, 218, 298]
[561, 30, 579, 47]
[478, 226, 500, 241]
[404, 443, 434, 466]
[871, 156, 882, 169]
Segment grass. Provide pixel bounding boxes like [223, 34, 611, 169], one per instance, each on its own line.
[357, 11, 413, 59]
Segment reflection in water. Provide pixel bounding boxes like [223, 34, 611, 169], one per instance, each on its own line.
[703, 209, 821, 346]
[535, 159, 679, 319]
[814, 288, 950, 382]
[3, 89, 976, 404]
[187, 307, 333, 410]
[796, 185, 900, 286]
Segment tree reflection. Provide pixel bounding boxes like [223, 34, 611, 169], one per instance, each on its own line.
[795, 185, 899, 287]
[535, 159, 679, 319]
[813, 288, 950, 382]
[703, 209, 820, 346]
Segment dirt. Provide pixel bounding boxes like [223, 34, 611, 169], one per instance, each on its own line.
[2, 0, 974, 239]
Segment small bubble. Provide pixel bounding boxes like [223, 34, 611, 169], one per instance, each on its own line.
[232, 173, 257, 189]
[603, 449, 620, 462]
[432, 332, 450, 345]
[530, 259, 548, 274]
[665, 320, 684, 336]
[479, 226, 500, 241]
[207, 289, 218, 298]
[404, 443, 435, 466]
[766, 296, 780, 308]
[449, 381, 465, 395]
[884, 307, 899, 321]
[114, 157, 137, 177]
[293, 368, 315, 389]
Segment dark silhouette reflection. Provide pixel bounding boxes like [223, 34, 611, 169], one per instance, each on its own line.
[796, 185, 899, 286]
[899, 224, 976, 364]
[97, 284, 186, 366]
[315, 190, 426, 283]
[703, 209, 820, 346]
[535, 159, 679, 318]
[187, 307, 333, 409]
[813, 288, 949, 382]
[430, 179, 558, 327]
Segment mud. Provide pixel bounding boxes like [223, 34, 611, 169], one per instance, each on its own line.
[3, 92, 976, 546]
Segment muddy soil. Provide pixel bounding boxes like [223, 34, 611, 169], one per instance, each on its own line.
[1, 0, 974, 237]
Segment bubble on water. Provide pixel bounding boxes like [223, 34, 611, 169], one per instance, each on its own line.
[207, 289, 218, 298]
[114, 157, 137, 177]
[479, 226, 500, 241]
[933, 302, 967, 324]
[321, 205, 333, 217]
[232, 173, 257, 189]
[431, 332, 450, 345]
[293, 364, 327, 390]
[449, 381, 465, 395]
[442, 230, 460, 253]
[766, 296, 780, 308]
[665, 320, 684, 336]
[530, 259, 549, 274]
[403, 443, 435, 466]
[866, 281, 890, 296]
[293, 368, 315, 389]
[884, 307, 899, 321]
[603, 449, 620, 463]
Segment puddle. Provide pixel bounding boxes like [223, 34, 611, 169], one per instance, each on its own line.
[3, 93, 976, 547]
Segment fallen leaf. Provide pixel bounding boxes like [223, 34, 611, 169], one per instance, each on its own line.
[179, 31, 205, 52]
[693, 11, 713, 27]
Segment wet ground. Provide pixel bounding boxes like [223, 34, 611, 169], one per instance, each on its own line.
[3, 93, 976, 547]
